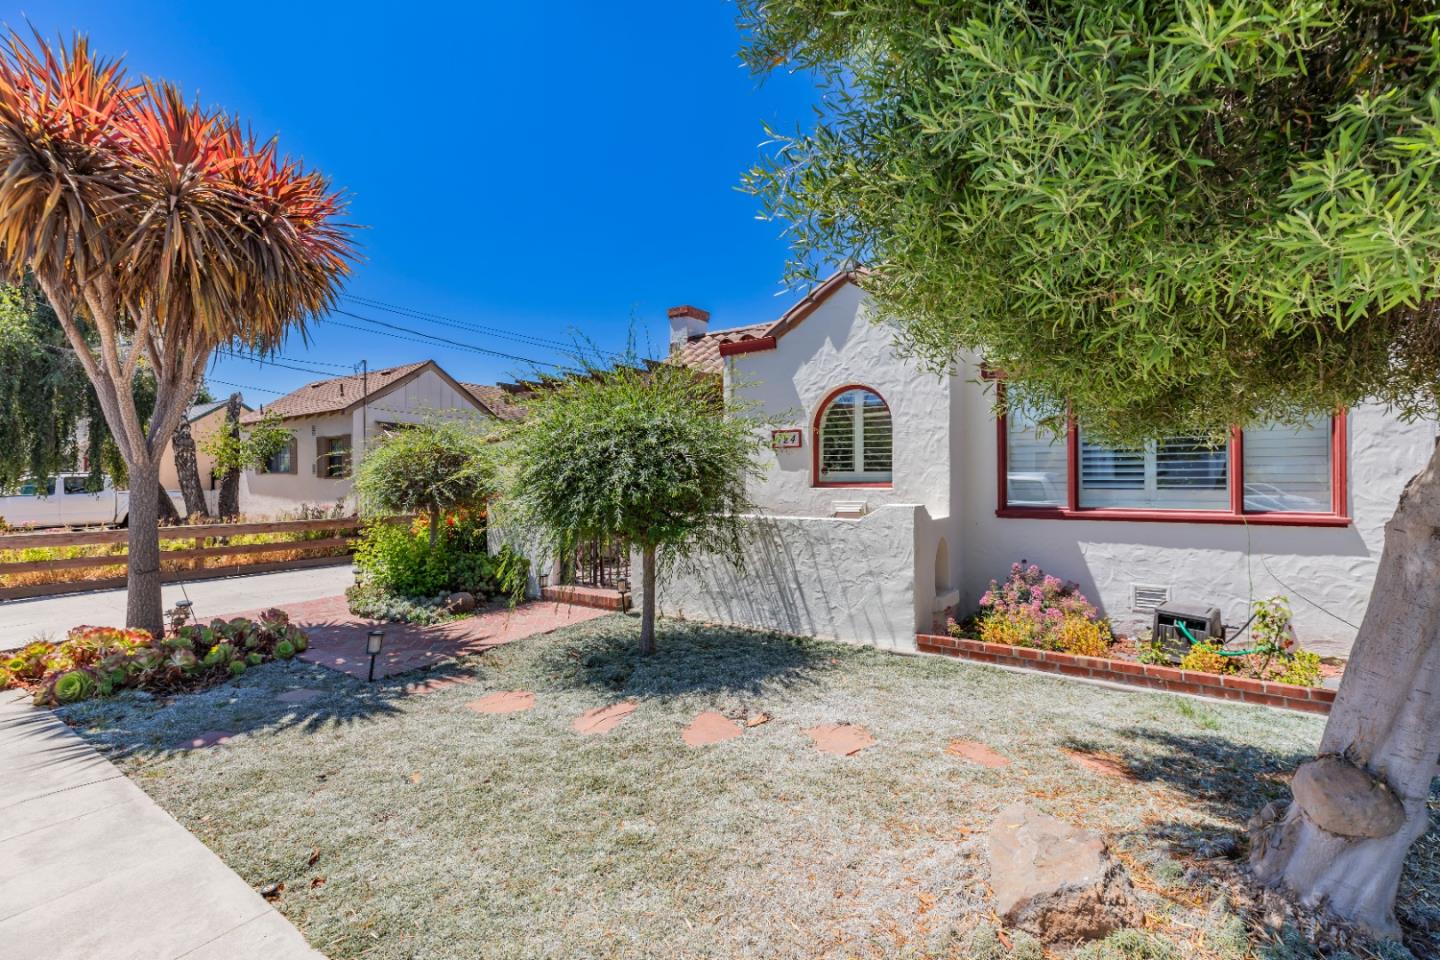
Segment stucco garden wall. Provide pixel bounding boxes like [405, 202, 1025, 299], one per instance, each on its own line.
[955, 383, 1437, 657]
[645, 505, 926, 651]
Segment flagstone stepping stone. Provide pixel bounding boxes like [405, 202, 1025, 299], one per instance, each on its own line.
[573, 701, 637, 735]
[1063, 748, 1133, 780]
[947, 739, 1009, 768]
[682, 711, 741, 747]
[275, 688, 323, 705]
[465, 691, 536, 714]
[180, 730, 236, 750]
[805, 723, 876, 756]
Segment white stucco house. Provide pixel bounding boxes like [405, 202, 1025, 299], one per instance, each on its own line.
[651, 272, 1435, 658]
[238, 360, 522, 517]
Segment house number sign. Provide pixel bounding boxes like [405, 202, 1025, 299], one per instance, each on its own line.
[771, 429, 803, 450]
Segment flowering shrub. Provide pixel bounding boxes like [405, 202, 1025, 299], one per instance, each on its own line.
[975, 562, 1111, 652]
[1179, 641, 1231, 675]
[0, 611, 308, 707]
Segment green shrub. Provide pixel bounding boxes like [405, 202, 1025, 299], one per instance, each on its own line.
[1, 610, 309, 707]
[344, 581, 454, 626]
[1276, 649, 1324, 687]
[351, 513, 529, 618]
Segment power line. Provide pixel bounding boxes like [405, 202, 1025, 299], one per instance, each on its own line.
[213, 349, 347, 379]
[205, 377, 288, 396]
[327, 312, 559, 368]
[219, 349, 353, 372]
[340, 293, 582, 354]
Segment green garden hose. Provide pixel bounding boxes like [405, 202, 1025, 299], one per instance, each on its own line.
[1174, 620, 1268, 657]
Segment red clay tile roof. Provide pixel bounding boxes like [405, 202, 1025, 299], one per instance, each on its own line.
[461, 383, 527, 421]
[669, 323, 773, 375]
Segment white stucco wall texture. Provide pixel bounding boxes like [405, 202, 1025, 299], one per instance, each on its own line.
[647, 278, 1436, 659]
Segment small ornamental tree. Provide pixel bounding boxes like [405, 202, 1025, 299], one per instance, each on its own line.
[0, 33, 353, 634]
[508, 359, 765, 654]
[739, 0, 1440, 937]
[199, 404, 293, 518]
[353, 419, 495, 545]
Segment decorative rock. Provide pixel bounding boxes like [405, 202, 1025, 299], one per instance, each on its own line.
[804, 723, 876, 756]
[683, 711, 741, 747]
[446, 591, 477, 613]
[465, 691, 535, 714]
[947, 739, 1009, 768]
[988, 803, 1142, 943]
[1291, 755, 1406, 839]
[572, 701, 637, 735]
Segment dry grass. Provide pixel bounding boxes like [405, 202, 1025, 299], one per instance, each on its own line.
[56, 615, 1433, 960]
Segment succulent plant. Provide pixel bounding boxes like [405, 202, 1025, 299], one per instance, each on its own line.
[203, 643, 236, 668]
[228, 660, 247, 677]
[51, 669, 98, 704]
[246, 652, 263, 666]
[273, 639, 296, 660]
[292, 633, 309, 653]
[167, 648, 199, 673]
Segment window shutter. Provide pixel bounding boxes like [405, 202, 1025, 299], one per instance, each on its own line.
[819, 393, 856, 478]
[861, 393, 892, 473]
[1243, 418, 1332, 513]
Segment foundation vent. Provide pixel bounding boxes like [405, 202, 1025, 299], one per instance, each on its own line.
[1131, 583, 1170, 613]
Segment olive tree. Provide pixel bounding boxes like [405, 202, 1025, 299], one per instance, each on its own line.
[507, 359, 764, 654]
[353, 419, 495, 544]
[0, 33, 352, 635]
[740, 0, 1440, 938]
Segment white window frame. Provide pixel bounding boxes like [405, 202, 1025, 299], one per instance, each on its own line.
[815, 386, 893, 485]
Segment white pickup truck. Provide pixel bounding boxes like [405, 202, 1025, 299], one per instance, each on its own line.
[0, 474, 131, 529]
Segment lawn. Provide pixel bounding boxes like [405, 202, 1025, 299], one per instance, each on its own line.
[58, 614, 1437, 960]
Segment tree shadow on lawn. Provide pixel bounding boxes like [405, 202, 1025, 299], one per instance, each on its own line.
[54, 657, 475, 761]
[529, 616, 835, 700]
[1076, 727, 1440, 957]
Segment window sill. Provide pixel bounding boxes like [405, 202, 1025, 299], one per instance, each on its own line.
[995, 507, 1351, 527]
[814, 481, 893, 489]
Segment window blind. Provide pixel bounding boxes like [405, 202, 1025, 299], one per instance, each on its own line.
[1005, 405, 1067, 506]
[1079, 435, 1228, 509]
[818, 388, 892, 482]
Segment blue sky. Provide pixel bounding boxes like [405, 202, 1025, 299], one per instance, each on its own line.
[12, 1, 820, 398]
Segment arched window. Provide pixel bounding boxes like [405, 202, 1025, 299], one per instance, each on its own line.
[815, 386, 892, 484]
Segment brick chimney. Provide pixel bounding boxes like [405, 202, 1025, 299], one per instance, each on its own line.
[667, 305, 710, 352]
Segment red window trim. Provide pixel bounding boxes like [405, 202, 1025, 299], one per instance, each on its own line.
[812, 384, 895, 489]
[993, 382, 1349, 527]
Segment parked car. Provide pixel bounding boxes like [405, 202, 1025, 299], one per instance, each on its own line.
[0, 474, 131, 529]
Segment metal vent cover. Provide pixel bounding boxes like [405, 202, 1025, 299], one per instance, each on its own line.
[1131, 583, 1170, 613]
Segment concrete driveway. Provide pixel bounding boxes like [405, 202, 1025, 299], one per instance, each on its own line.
[0, 564, 355, 649]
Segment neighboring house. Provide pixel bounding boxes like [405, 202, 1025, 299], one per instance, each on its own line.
[157, 399, 250, 514]
[238, 360, 520, 517]
[651, 272, 1435, 658]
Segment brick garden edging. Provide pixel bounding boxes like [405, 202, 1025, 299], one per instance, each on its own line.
[916, 633, 1333, 715]
[541, 585, 628, 612]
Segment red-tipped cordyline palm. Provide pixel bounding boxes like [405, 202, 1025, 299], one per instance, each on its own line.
[0, 31, 354, 635]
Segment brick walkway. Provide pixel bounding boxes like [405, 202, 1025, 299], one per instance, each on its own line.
[220, 597, 611, 682]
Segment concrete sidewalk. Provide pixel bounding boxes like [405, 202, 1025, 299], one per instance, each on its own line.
[0, 564, 356, 649]
[0, 688, 323, 959]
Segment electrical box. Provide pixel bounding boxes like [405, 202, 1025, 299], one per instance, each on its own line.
[1150, 602, 1224, 663]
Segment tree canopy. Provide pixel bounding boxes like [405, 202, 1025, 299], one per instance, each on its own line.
[506, 359, 765, 651]
[741, 1, 1440, 442]
[354, 419, 496, 544]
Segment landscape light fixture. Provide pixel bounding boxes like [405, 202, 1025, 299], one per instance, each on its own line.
[538, 572, 549, 589]
[616, 578, 630, 611]
[366, 629, 384, 683]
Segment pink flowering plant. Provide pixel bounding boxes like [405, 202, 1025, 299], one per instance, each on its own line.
[969, 561, 1110, 652]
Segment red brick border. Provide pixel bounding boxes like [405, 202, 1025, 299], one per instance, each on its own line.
[916, 634, 1333, 715]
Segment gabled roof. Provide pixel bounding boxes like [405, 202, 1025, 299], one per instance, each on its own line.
[670, 270, 861, 372]
[670, 322, 774, 375]
[461, 383, 527, 422]
[241, 362, 430, 423]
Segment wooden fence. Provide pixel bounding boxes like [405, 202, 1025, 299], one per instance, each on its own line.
[0, 516, 385, 601]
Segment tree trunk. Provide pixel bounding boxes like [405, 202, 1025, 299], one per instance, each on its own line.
[1250, 439, 1440, 938]
[217, 394, 242, 518]
[125, 461, 164, 638]
[639, 543, 657, 655]
[173, 417, 209, 519]
[157, 485, 181, 523]
[429, 509, 440, 546]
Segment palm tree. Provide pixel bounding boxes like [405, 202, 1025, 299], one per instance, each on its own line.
[0, 33, 354, 635]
